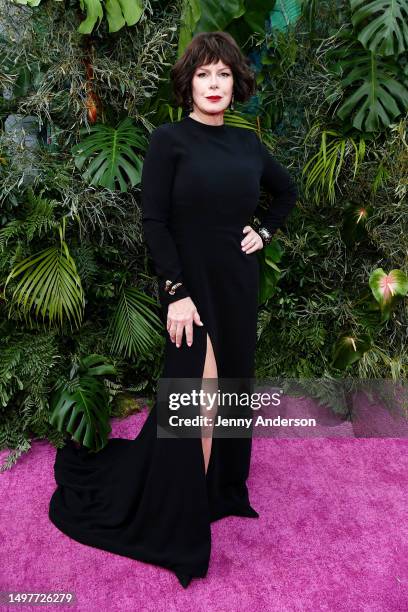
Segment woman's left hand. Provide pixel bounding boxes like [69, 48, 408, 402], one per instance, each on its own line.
[241, 225, 264, 254]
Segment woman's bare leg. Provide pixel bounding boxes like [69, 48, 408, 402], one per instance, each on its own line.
[201, 333, 218, 474]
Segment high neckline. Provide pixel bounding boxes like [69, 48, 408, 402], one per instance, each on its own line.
[184, 115, 226, 131]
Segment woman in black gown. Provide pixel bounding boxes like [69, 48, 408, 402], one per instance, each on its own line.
[49, 31, 298, 589]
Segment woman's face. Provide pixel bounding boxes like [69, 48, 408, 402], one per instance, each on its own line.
[190, 59, 234, 115]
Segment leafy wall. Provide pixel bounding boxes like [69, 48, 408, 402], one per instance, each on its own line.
[0, 0, 407, 469]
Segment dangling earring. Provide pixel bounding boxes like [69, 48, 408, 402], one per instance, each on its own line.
[229, 93, 235, 112]
[187, 95, 193, 113]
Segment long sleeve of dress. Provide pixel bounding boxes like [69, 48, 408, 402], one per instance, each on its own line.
[141, 125, 191, 307]
[255, 135, 298, 239]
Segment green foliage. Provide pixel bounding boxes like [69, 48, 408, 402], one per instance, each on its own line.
[302, 127, 366, 204]
[335, 46, 408, 132]
[72, 118, 147, 192]
[10, 0, 144, 34]
[1, 0, 408, 468]
[369, 268, 408, 322]
[257, 239, 283, 305]
[49, 354, 116, 451]
[332, 333, 372, 370]
[269, 0, 302, 32]
[178, 0, 302, 57]
[0, 328, 64, 471]
[324, 17, 408, 133]
[340, 201, 372, 247]
[3, 219, 85, 330]
[79, 0, 143, 33]
[351, 0, 408, 56]
[107, 287, 164, 358]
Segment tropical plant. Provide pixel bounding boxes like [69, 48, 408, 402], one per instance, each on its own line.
[10, 0, 144, 33]
[107, 287, 164, 358]
[3, 217, 85, 330]
[72, 118, 147, 192]
[257, 239, 283, 305]
[350, 0, 408, 56]
[334, 45, 408, 132]
[49, 354, 116, 451]
[1, 0, 408, 470]
[369, 268, 408, 322]
[302, 127, 366, 204]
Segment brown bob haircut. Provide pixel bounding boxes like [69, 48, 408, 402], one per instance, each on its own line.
[170, 31, 257, 111]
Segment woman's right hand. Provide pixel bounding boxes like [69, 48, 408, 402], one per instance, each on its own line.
[167, 297, 204, 348]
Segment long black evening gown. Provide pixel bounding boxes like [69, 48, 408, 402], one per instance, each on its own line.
[48, 115, 298, 586]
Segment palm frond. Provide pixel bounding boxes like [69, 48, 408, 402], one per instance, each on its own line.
[108, 287, 164, 358]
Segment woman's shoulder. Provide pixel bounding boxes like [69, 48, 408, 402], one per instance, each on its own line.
[150, 120, 192, 143]
[146, 122, 180, 153]
[230, 126, 262, 154]
[148, 122, 176, 139]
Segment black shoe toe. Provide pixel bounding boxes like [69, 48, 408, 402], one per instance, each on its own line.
[176, 572, 192, 588]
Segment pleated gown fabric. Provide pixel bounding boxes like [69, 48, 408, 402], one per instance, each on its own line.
[48, 115, 298, 581]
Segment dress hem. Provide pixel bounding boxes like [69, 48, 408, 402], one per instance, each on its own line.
[48, 507, 209, 579]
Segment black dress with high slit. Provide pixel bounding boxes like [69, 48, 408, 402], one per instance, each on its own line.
[48, 115, 298, 586]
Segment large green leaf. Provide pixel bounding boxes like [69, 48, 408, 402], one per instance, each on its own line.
[333, 46, 408, 132]
[77, 0, 104, 34]
[4, 241, 85, 330]
[258, 240, 283, 305]
[72, 118, 146, 192]
[178, 0, 201, 56]
[244, 0, 278, 34]
[12, 0, 142, 33]
[194, 0, 246, 35]
[351, 0, 408, 56]
[102, 0, 143, 34]
[269, 0, 302, 32]
[332, 334, 372, 370]
[108, 287, 164, 358]
[49, 354, 117, 451]
[369, 267, 408, 321]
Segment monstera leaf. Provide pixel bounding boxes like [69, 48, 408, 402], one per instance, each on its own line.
[72, 118, 146, 192]
[331, 41, 408, 131]
[49, 355, 116, 451]
[351, 0, 408, 56]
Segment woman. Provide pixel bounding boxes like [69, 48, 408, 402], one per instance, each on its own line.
[49, 31, 298, 589]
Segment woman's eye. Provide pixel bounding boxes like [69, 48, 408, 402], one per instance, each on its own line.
[197, 72, 230, 77]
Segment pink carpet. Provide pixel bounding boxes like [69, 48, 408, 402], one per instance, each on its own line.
[1, 402, 408, 611]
